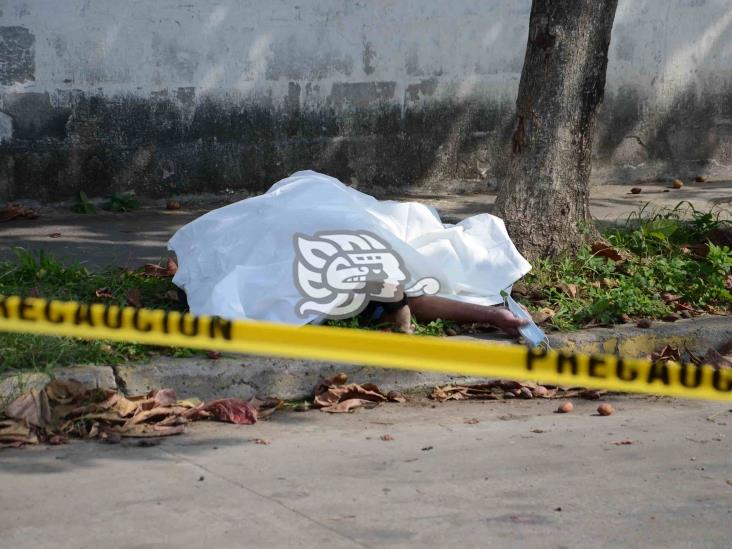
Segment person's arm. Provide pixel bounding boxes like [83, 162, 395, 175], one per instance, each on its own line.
[407, 295, 528, 336]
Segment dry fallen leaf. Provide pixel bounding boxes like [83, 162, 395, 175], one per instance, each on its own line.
[48, 232, 62, 238]
[651, 345, 681, 363]
[591, 241, 627, 262]
[200, 398, 258, 424]
[313, 377, 388, 413]
[127, 288, 142, 308]
[5, 389, 53, 428]
[380, 434, 394, 441]
[532, 308, 556, 324]
[554, 283, 578, 298]
[253, 438, 270, 445]
[0, 419, 39, 447]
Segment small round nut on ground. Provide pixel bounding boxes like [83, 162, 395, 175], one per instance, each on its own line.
[630, 187, 642, 194]
[557, 401, 573, 413]
[637, 318, 652, 329]
[672, 179, 684, 189]
[694, 175, 707, 182]
[597, 403, 615, 416]
[166, 200, 181, 210]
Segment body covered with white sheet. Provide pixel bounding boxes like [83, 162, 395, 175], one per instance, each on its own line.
[168, 171, 531, 325]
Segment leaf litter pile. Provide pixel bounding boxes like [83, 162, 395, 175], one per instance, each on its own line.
[312, 373, 406, 413]
[430, 380, 606, 402]
[0, 379, 280, 449]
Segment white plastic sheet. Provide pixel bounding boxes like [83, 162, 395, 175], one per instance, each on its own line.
[168, 170, 531, 325]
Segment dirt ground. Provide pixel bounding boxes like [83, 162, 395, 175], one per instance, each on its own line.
[1, 396, 731, 548]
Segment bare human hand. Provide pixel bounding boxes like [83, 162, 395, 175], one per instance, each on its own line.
[487, 306, 529, 337]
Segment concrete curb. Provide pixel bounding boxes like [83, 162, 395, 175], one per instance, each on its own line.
[1, 316, 730, 404]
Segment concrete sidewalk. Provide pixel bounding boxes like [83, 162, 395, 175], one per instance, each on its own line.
[2, 179, 730, 270]
[1, 397, 730, 548]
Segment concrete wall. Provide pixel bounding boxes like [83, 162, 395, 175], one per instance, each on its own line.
[1, 0, 731, 201]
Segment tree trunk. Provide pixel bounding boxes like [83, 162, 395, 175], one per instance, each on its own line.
[494, 0, 618, 260]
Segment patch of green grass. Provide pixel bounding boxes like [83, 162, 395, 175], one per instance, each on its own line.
[523, 203, 731, 330]
[0, 333, 149, 375]
[0, 248, 180, 309]
[0, 249, 187, 375]
[411, 317, 456, 336]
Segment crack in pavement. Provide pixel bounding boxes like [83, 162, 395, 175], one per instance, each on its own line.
[157, 446, 369, 548]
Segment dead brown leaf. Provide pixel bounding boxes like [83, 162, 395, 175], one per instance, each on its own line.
[201, 398, 258, 424]
[531, 308, 555, 324]
[591, 241, 628, 262]
[127, 288, 142, 308]
[380, 434, 394, 441]
[5, 389, 52, 428]
[313, 376, 388, 413]
[249, 396, 282, 420]
[652, 345, 681, 363]
[555, 283, 578, 298]
[0, 419, 38, 447]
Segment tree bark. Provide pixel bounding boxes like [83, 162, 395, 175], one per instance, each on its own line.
[494, 0, 618, 260]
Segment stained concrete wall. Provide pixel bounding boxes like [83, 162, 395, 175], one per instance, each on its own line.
[1, 0, 731, 201]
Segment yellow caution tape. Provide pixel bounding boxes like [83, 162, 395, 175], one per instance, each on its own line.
[0, 295, 730, 401]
